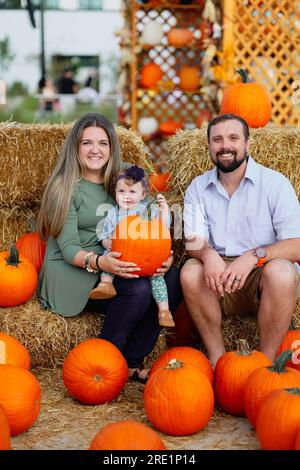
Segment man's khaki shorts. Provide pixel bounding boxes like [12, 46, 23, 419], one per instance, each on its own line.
[220, 257, 300, 316]
[220, 258, 261, 316]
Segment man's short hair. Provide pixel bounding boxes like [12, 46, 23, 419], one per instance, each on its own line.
[207, 114, 250, 142]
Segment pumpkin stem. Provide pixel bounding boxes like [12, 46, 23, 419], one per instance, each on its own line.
[236, 339, 251, 356]
[285, 387, 300, 396]
[6, 244, 20, 267]
[269, 349, 292, 373]
[289, 319, 297, 330]
[236, 69, 249, 83]
[165, 358, 183, 370]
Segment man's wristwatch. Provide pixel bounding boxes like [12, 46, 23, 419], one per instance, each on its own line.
[252, 247, 267, 267]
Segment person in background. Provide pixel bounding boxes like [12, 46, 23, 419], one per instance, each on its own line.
[57, 68, 79, 94]
[37, 113, 181, 384]
[181, 113, 300, 368]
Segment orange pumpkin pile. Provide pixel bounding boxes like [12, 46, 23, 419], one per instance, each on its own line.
[244, 349, 300, 428]
[89, 420, 166, 450]
[111, 215, 171, 277]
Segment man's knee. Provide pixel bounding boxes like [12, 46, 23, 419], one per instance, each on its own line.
[180, 258, 205, 290]
[261, 260, 298, 291]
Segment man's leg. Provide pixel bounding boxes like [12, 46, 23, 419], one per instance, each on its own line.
[180, 258, 225, 367]
[258, 259, 298, 361]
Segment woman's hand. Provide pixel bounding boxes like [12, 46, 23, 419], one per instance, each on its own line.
[98, 252, 141, 279]
[152, 250, 173, 277]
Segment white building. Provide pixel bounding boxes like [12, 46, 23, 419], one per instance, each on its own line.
[0, 0, 123, 94]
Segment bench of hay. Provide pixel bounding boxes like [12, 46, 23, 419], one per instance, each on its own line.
[0, 124, 299, 368]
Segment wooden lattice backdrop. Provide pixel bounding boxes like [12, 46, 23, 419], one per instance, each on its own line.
[129, 1, 220, 162]
[223, 0, 300, 126]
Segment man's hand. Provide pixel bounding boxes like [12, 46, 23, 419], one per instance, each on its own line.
[220, 252, 257, 293]
[202, 249, 227, 297]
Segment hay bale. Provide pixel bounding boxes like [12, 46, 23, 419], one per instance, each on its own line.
[0, 205, 39, 250]
[0, 123, 148, 207]
[167, 126, 300, 200]
[0, 298, 167, 369]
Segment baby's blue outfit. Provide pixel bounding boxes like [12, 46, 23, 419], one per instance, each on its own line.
[98, 201, 171, 304]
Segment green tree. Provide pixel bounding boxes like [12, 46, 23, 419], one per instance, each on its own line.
[0, 36, 15, 73]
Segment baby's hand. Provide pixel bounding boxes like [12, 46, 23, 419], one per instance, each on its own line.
[156, 193, 167, 207]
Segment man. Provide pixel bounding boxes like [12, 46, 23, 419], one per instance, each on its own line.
[181, 113, 300, 367]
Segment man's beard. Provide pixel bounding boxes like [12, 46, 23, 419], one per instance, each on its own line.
[215, 150, 248, 173]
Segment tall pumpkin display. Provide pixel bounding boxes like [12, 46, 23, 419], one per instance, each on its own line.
[0, 404, 11, 450]
[0, 332, 31, 370]
[0, 364, 41, 435]
[62, 338, 128, 405]
[111, 215, 171, 277]
[16, 232, 46, 275]
[150, 346, 214, 384]
[220, 69, 272, 128]
[256, 388, 300, 450]
[0, 244, 38, 307]
[89, 420, 166, 450]
[144, 359, 214, 435]
[214, 340, 271, 416]
[244, 350, 300, 428]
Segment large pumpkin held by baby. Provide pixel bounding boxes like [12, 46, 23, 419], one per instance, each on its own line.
[111, 215, 171, 277]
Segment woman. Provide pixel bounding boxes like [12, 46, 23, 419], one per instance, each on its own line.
[37, 113, 181, 383]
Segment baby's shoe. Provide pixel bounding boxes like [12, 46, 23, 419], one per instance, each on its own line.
[89, 282, 117, 300]
[158, 309, 175, 328]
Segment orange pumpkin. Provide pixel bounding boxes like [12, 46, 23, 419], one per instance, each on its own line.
[179, 66, 200, 91]
[244, 350, 300, 428]
[141, 63, 163, 88]
[0, 404, 11, 450]
[149, 172, 171, 193]
[276, 321, 300, 372]
[16, 232, 46, 275]
[0, 244, 38, 307]
[256, 388, 300, 450]
[295, 427, 300, 450]
[144, 358, 214, 435]
[89, 420, 166, 450]
[214, 340, 271, 416]
[0, 364, 41, 436]
[0, 332, 31, 370]
[111, 215, 171, 277]
[159, 120, 184, 136]
[62, 338, 128, 405]
[150, 346, 214, 384]
[220, 69, 272, 128]
[167, 28, 194, 47]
